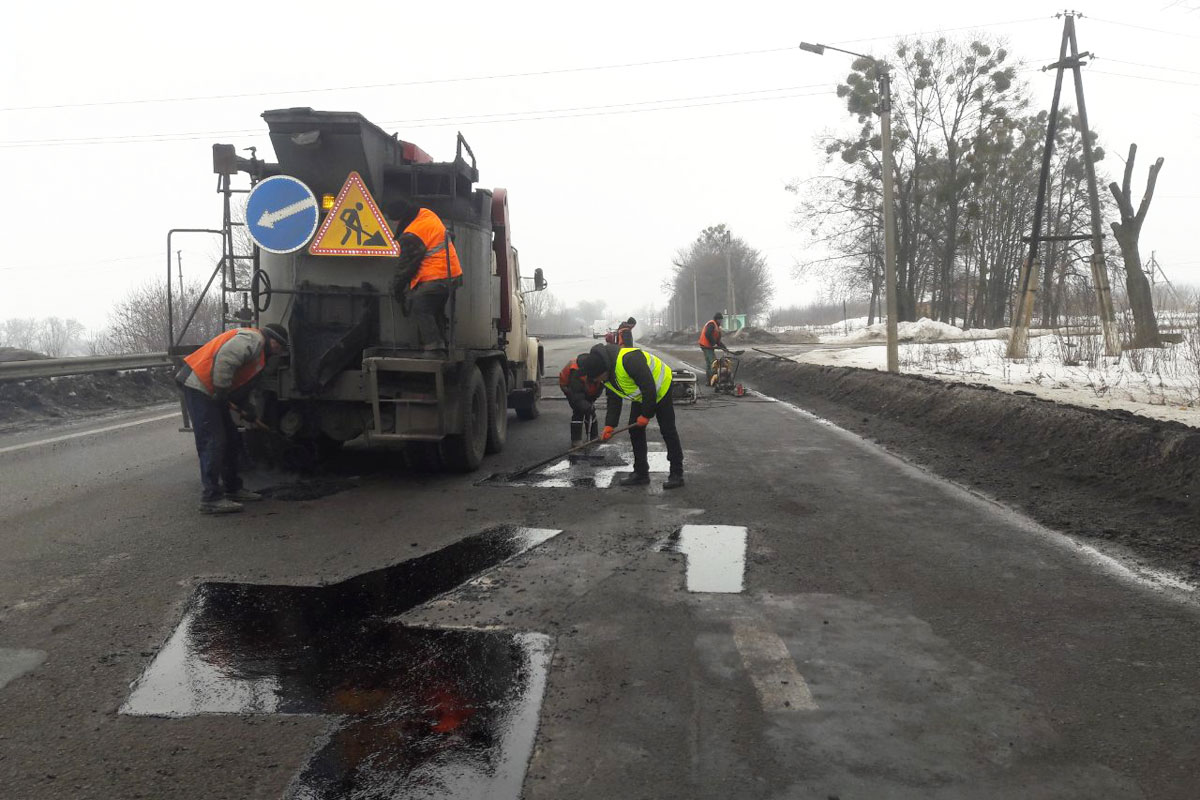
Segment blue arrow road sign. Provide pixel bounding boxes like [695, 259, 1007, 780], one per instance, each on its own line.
[245, 175, 319, 254]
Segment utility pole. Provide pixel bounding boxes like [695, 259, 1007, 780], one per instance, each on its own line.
[1008, 12, 1119, 358]
[801, 40, 898, 372]
[693, 272, 699, 332]
[176, 249, 184, 293]
[725, 249, 733, 323]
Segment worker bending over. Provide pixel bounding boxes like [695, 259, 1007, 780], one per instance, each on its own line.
[559, 353, 605, 446]
[615, 317, 636, 347]
[389, 198, 463, 351]
[176, 324, 289, 514]
[581, 343, 683, 490]
[698, 312, 731, 383]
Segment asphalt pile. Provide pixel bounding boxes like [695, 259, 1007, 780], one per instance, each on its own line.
[740, 356, 1200, 582]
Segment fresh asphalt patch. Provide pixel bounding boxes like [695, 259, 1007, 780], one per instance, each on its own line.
[123, 525, 561, 799]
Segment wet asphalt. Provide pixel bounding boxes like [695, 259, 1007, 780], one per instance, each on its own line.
[1, 336, 1199, 799]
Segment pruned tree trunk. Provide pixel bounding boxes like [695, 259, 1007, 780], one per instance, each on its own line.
[1109, 143, 1163, 347]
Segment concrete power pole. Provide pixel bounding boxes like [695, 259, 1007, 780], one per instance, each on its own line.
[176, 249, 183, 292]
[693, 272, 699, 332]
[725, 250, 735, 323]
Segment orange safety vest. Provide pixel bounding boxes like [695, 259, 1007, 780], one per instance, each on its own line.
[558, 359, 603, 398]
[404, 208, 463, 290]
[182, 328, 266, 395]
[698, 320, 721, 348]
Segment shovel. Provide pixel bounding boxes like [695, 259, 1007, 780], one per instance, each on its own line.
[230, 404, 316, 470]
[506, 423, 637, 482]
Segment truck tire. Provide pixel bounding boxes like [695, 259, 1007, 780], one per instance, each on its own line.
[442, 365, 488, 472]
[482, 361, 508, 454]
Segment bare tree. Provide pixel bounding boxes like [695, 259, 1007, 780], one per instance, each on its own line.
[2, 318, 41, 350]
[36, 317, 85, 357]
[1108, 143, 1163, 347]
[105, 280, 224, 354]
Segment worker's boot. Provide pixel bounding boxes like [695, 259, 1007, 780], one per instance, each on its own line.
[199, 498, 243, 515]
[226, 489, 263, 502]
[618, 472, 650, 487]
[663, 473, 685, 490]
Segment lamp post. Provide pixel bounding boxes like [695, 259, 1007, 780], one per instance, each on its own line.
[800, 41, 899, 373]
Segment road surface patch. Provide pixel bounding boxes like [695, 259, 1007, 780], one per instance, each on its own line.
[122, 525, 560, 799]
[482, 443, 677, 489]
[664, 524, 748, 593]
[0, 647, 46, 690]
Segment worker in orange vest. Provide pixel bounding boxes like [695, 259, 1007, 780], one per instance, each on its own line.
[615, 317, 636, 347]
[559, 353, 605, 446]
[175, 324, 289, 514]
[388, 199, 464, 351]
[698, 312, 731, 383]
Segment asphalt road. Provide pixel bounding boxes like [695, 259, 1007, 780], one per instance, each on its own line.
[1, 336, 1198, 799]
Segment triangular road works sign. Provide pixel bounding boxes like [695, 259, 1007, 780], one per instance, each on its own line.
[308, 171, 401, 257]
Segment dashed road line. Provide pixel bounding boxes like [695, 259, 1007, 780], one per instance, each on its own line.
[731, 618, 818, 712]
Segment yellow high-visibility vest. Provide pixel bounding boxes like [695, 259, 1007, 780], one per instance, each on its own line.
[605, 348, 672, 403]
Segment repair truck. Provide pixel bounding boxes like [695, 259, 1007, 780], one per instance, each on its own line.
[173, 108, 546, 472]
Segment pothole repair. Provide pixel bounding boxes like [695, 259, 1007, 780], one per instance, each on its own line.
[122, 525, 561, 799]
[661, 524, 749, 593]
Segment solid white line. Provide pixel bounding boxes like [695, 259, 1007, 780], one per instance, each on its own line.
[0, 412, 178, 455]
[731, 619, 818, 712]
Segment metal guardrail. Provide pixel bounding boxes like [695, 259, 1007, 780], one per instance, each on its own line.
[0, 353, 172, 381]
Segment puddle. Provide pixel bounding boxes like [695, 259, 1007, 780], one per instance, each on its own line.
[662, 525, 748, 593]
[123, 525, 560, 799]
[483, 444, 674, 490]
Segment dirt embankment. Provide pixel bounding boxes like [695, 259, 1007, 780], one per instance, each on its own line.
[0, 369, 180, 433]
[739, 357, 1200, 583]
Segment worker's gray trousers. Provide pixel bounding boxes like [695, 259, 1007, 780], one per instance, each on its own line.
[701, 347, 717, 382]
[409, 280, 450, 346]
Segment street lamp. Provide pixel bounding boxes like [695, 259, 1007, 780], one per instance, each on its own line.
[800, 41, 899, 374]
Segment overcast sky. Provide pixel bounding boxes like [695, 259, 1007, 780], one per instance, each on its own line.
[2, 1, 1197, 331]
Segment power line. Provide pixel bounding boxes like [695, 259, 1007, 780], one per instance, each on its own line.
[1089, 69, 1200, 88]
[1088, 15, 1200, 40]
[830, 15, 1049, 46]
[1102, 56, 1200, 77]
[0, 88, 833, 150]
[0, 46, 797, 114]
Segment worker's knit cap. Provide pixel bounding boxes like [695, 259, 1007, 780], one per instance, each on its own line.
[580, 352, 607, 378]
[262, 323, 290, 348]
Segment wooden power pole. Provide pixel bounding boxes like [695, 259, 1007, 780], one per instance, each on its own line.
[1008, 12, 1120, 359]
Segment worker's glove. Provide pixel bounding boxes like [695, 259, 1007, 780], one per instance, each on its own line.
[236, 405, 258, 424]
[389, 274, 408, 306]
[635, 415, 650, 428]
[601, 426, 615, 441]
[584, 402, 596, 416]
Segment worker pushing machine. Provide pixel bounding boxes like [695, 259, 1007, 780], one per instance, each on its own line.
[175, 324, 290, 514]
[580, 343, 684, 490]
[558, 353, 605, 446]
[698, 312, 731, 383]
[388, 198, 464, 351]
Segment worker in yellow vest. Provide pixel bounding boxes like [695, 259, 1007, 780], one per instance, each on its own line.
[175, 324, 289, 514]
[388, 199, 464, 351]
[580, 343, 683, 490]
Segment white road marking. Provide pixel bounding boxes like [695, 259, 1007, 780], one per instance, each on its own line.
[0, 413, 177, 455]
[732, 619, 818, 712]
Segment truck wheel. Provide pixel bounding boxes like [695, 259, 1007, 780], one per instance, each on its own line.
[482, 362, 508, 454]
[442, 365, 488, 472]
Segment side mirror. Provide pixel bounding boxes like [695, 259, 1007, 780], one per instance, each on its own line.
[533, 268, 546, 291]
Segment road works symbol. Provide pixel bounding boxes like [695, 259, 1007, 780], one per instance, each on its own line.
[245, 175, 320, 254]
[122, 525, 560, 799]
[308, 170, 400, 257]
